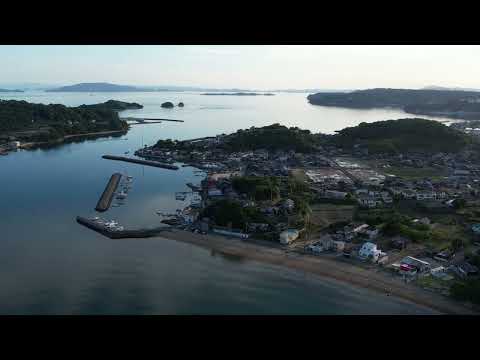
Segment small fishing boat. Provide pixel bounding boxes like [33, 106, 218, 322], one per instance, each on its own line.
[175, 193, 187, 201]
[116, 191, 127, 200]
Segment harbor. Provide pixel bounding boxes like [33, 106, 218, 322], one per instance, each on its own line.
[102, 155, 179, 170]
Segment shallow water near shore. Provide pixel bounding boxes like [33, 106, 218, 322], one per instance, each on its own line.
[0, 91, 447, 314]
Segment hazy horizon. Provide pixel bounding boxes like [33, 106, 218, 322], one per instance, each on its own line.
[1, 45, 480, 90]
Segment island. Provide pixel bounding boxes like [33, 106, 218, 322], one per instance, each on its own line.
[201, 92, 275, 96]
[46, 82, 152, 92]
[125, 120, 480, 313]
[161, 102, 174, 108]
[0, 99, 142, 148]
[307, 88, 480, 120]
[0, 88, 23, 93]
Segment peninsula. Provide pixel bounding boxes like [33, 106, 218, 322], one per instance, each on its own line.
[0, 99, 141, 148]
[129, 120, 480, 313]
[307, 88, 480, 120]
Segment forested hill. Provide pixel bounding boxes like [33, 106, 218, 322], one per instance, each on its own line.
[331, 118, 469, 154]
[307, 88, 480, 109]
[78, 99, 143, 111]
[0, 100, 141, 141]
[220, 123, 319, 153]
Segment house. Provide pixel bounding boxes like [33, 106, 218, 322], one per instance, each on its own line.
[279, 229, 300, 245]
[213, 228, 249, 239]
[208, 188, 223, 197]
[355, 189, 369, 196]
[358, 242, 385, 262]
[247, 223, 269, 233]
[434, 250, 455, 262]
[181, 208, 199, 224]
[401, 256, 431, 273]
[357, 225, 379, 239]
[282, 198, 295, 211]
[357, 196, 381, 208]
[390, 236, 409, 250]
[318, 234, 334, 250]
[454, 169, 471, 177]
[401, 189, 416, 199]
[456, 262, 479, 278]
[416, 191, 436, 201]
[324, 190, 348, 200]
[306, 243, 324, 254]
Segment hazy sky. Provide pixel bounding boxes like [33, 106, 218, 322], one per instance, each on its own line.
[1, 45, 480, 89]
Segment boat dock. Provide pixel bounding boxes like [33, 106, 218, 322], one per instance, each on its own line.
[95, 173, 122, 212]
[102, 155, 179, 170]
[76, 216, 171, 239]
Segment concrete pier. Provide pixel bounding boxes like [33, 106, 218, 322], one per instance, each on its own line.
[95, 173, 122, 212]
[76, 216, 171, 239]
[102, 155, 179, 170]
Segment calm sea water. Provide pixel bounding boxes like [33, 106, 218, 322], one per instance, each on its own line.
[0, 91, 442, 314]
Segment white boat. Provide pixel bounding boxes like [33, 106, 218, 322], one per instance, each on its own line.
[116, 191, 127, 199]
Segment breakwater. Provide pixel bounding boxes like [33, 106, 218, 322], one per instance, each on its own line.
[95, 173, 122, 212]
[76, 216, 171, 239]
[102, 155, 179, 170]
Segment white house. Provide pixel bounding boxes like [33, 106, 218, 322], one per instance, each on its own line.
[279, 229, 299, 245]
[358, 242, 385, 262]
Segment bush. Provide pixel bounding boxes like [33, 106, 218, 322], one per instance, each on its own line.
[451, 279, 480, 305]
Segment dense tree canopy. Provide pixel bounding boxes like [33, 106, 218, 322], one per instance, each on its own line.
[0, 100, 132, 140]
[221, 123, 318, 153]
[331, 118, 468, 154]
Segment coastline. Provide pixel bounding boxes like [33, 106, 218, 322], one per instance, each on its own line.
[153, 229, 478, 315]
[19, 129, 127, 149]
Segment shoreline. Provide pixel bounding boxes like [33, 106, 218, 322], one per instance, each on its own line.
[152, 229, 478, 315]
[19, 129, 128, 149]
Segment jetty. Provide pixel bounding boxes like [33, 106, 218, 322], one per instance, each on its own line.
[95, 173, 122, 212]
[123, 117, 184, 123]
[102, 155, 179, 170]
[76, 216, 171, 239]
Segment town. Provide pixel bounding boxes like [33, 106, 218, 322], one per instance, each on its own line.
[134, 121, 480, 305]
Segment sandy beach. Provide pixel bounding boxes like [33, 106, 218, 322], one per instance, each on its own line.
[153, 229, 478, 315]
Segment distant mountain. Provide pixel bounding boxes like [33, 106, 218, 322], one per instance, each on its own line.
[0, 88, 23, 93]
[46, 83, 151, 92]
[422, 85, 480, 92]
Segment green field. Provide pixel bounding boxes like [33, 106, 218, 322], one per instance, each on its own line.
[309, 203, 356, 230]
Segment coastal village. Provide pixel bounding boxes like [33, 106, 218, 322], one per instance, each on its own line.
[132, 122, 480, 306]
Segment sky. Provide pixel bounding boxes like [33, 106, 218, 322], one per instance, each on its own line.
[1, 45, 480, 90]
